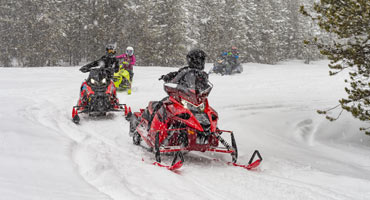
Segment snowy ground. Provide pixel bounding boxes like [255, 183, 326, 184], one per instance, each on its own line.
[1, 60, 370, 200]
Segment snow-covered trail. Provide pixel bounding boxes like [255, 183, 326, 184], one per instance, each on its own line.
[1, 61, 370, 200]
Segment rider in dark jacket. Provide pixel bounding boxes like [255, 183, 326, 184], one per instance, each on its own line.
[80, 44, 120, 78]
[142, 49, 209, 124]
[159, 49, 209, 90]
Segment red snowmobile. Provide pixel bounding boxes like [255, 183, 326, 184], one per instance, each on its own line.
[127, 78, 262, 170]
[72, 66, 126, 124]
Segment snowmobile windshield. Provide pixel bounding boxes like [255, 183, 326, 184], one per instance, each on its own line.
[164, 68, 212, 105]
[180, 71, 210, 91]
[164, 81, 212, 106]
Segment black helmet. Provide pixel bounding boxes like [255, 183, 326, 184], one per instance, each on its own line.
[106, 44, 116, 57]
[186, 49, 207, 70]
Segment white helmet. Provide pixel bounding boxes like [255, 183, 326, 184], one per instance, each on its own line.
[126, 46, 134, 56]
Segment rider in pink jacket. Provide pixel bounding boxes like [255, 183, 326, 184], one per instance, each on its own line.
[116, 46, 136, 81]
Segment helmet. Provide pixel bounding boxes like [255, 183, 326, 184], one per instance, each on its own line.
[126, 46, 134, 56]
[231, 46, 238, 53]
[106, 44, 116, 57]
[186, 49, 207, 70]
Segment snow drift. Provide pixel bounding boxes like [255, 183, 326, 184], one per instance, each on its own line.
[0, 60, 370, 200]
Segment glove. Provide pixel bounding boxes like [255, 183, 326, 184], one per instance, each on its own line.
[79, 66, 89, 73]
[159, 74, 172, 82]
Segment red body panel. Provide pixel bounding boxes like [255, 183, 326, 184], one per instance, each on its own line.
[129, 80, 261, 169]
[77, 80, 117, 109]
[135, 95, 222, 152]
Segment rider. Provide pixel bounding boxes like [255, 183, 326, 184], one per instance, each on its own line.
[220, 46, 239, 74]
[77, 44, 121, 109]
[229, 46, 239, 65]
[116, 46, 136, 82]
[142, 49, 208, 123]
[159, 48, 208, 89]
[80, 44, 120, 77]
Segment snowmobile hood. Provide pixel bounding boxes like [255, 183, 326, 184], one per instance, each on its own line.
[87, 68, 111, 87]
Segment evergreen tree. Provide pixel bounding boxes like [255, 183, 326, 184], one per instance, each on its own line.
[0, 0, 14, 67]
[0, 0, 326, 67]
[149, 0, 187, 66]
[240, 0, 258, 63]
[253, 0, 279, 64]
[302, 0, 370, 134]
[121, 1, 158, 66]
[62, 0, 88, 66]
[197, 0, 226, 61]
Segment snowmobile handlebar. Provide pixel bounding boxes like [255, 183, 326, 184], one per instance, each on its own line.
[80, 65, 114, 72]
[79, 65, 90, 73]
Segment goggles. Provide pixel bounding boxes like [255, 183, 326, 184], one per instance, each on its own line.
[107, 49, 116, 54]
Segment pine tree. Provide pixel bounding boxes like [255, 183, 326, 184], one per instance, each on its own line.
[0, 0, 326, 67]
[121, 0, 158, 66]
[197, 0, 225, 61]
[0, 0, 14, 67]
[61, 1, 88, 66]
[240, 0, 258, 63]
[253, 0, 280, 64]
[149, 0, 187, 66]
[302, 0, 370, 134]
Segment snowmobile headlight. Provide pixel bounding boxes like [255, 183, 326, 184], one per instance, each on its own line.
[199, 103, 205, 112]
[181, 99, 205, 112]
[102, 78, 107, 84]
[181, 99, 188, 108]
[90, 79, 96, 85]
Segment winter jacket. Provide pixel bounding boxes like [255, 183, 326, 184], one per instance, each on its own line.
[161, 66, 209, 91]
[116, 53, 136, 70]
[221, 51, 240, 66]
[81, 55, 120, 74]
[222, 51, 239, 60]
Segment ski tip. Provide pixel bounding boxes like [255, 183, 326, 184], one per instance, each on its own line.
[153, 161, 183, 171]
[227, 159, 261, 171]
[168, 161, 183, 171]
[246, 159, 261, 170]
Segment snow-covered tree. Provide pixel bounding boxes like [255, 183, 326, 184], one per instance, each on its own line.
[0, 0, 326, 67]
[302, 0, 370, 135]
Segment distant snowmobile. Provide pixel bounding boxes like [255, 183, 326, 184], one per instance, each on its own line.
[72, 66, 125, 124]
[209, 56, 243, 75]
[125, 70, 262, 170]
[113, 61, 132, 94]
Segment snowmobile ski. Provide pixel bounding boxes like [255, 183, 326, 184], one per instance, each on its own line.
[227, 150, 262, 170]
[153, 160, 183, 171]
[141, 158, 183, 171]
